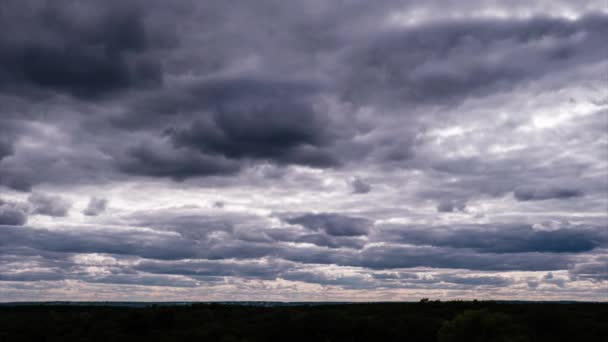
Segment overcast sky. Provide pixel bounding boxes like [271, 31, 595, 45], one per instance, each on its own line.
[1, 0, 607, 302]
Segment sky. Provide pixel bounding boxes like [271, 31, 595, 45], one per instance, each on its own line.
[0, 0, 607, 302]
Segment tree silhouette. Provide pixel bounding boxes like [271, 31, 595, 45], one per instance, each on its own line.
[438, 309, 529, 342]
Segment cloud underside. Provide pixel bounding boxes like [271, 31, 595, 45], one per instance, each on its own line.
[1, 217, 606, 290]
[0, 0, 607, 300]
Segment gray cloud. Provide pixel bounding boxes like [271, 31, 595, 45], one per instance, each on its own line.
[0, 8, 606, 186]
[135, 258, 295, 281]
[0, 1, 606, 300]
[267, 228, 367, 250]
[513, 185, 585, 201]
[436, 199, 466, 213]
[340, 15, 608, 107]
[108, 77, 348, 180]
[353, 245, 570, 271]
[0, 271, 64, 282]
[0, 139, 12, 161]
[3, 214, 591, 274]
[86, 274, 198, 288]
[0, 0, 163, 99]
[280, 270, 375, 289]
[167, 80, 340, 168]
[0, 199, 28, 225]
[436, 274, 514, 287]
[83, 197, 108, 216]
[124, 208, 238, 240]
[28, 193, 72, 217]
[0, 225, 198, 260]
[377, 224, 608, 254]
[117, 138, 242, 180]
[350, 176, 372, 194]
[285, 213, 373, 236]
[569, 255, 608, 282]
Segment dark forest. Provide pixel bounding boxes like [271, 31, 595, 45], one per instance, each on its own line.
[1, 301, 606, 342]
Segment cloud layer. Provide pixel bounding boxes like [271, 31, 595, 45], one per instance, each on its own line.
[0, 0, 606, 302]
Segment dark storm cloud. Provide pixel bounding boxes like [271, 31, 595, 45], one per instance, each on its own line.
[350, 177, 372, 194]
[170, 104, 338, 168]
[340, 14, 608, 107]
[116, 78, 320, 129]
[352, 245, 570, 271]
[0, 221, 589, 284]
[377, 224, 608, 254]
[0, 271, 64, 282]
[0, 0, 163, 99]
[0, 251, 517, 289]
[119, 209, 289, 260]
[7, 250, 439, 289]
[273, 238, 575, 272]
[0, 140, 114, 192]
[118, 138, 241, 180]
[569, 254, 608, 282]
[422, 148, 599, 205]
[293, 234, 367, 250]
[0, 118, 24, 188]
[0, 199, 28, 226]
[28, 193, 72, 217]
[0, 225, 198, 260]
[0, 5, 606, 185]
[436, 199, 466, 213]
[106, 13, 608, 181]
[17, 205, 593, 274]
[267, 228, 367, 249]
[0, 210, 27, 226]
[107, 76, 347, 179]
[0, 139, 12, 161]
[123, 208, 242, 240]
[0, 0, 606, 298]
[285, 213, 373, 236]
[513, 185, 585, 201]
[83, 197, 108, 216]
